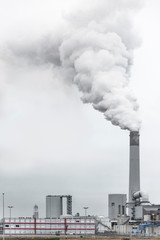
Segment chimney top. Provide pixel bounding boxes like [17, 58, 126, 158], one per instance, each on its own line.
[130, 131, 139, 146]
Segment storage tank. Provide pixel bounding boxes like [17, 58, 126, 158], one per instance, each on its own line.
[46, 195, 62, 218]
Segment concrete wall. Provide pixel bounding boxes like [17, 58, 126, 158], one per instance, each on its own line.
[108, 194, 127, 220]
[135, 206, 143, 219]
[46, 195, 62, 218]
[129, 131, 140, 217]
[114, 224, 133, 235]
[114, 224, 160, 237]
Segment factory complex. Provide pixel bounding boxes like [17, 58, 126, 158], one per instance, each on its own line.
[108, 131, 160, 237]
[1, 195, 96, 235]
[1, 131, 160, 237]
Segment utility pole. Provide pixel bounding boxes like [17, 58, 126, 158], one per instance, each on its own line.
[8, 206, 13, 235]
[2, 193, 5, 240]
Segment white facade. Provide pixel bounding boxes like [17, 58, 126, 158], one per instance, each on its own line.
[114, 224, 134, 235]
[108, 194, 127, 220]
[95, 216, 111, 233]
[46, 196, 62, 218]
[3, 217, 95, 235]
[114, 224, 160, 237]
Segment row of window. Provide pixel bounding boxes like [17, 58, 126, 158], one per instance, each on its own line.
[5, 225, 19, 227]
[5, 224, 94, 229]
[5, 219, 94, 223]
[118, 205, 125, 215]
[5, 230, 95, 235]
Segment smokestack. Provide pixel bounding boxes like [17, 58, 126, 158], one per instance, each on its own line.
[129, 131, 140, 216]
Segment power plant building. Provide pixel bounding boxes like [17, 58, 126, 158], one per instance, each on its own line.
[3, 130, 160, 237]
[108, 194, 127, 221]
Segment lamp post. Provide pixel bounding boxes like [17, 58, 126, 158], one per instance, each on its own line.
[83, 207, 88, 235]
[8, 206, 13, 235]
[2, 193, 5, 240]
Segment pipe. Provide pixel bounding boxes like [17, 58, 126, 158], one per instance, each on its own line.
[133, 191, 149, 202]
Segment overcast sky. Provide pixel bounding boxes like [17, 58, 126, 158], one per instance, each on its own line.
[0, 0, 160, 218]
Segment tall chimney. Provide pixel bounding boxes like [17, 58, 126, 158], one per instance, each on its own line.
[129, 131, 140, 216]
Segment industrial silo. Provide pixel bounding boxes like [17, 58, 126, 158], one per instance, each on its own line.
[46, 195, 62, 218]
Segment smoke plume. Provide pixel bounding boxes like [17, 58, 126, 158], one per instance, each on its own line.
[2, 0, 143, 131]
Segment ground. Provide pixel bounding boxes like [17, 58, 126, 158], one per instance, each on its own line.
[0, 236, 160, 240]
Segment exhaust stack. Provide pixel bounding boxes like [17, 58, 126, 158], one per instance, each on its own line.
[129, 131, 140, 216]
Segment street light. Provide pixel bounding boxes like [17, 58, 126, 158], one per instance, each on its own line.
[8, 206, 13, 235]
[83, 207, 88, 235]
[2, 193, 5, 240]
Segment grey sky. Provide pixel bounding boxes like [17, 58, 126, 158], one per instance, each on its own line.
[0, 0, 160, 218]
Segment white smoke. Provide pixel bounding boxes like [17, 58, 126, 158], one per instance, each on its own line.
[2, 0, 143, 131]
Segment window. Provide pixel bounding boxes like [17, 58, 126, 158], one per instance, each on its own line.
[118, 205, 121, 215]
[5, 225, 9, 227]
[122, 206, 125, 215]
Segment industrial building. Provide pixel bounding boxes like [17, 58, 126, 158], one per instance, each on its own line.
[46, 195, 72, 218]
[107, 131, 160, 237]
[0, 194, 96, 236]
[108, 131, 141, 222]
[108, 194, 127, 221]
[2, 131, 160, 237]
[2, 216, 95, 235]
[108, 131, 150, 222]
